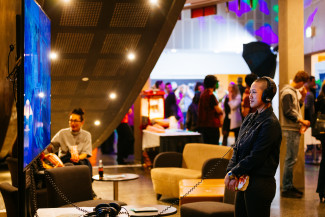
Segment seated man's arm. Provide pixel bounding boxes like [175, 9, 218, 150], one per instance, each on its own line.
[78, 153, 88, 160]
[78, 131, 93, 161]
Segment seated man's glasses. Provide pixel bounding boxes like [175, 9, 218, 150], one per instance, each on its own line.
[69, 119, 82, 123]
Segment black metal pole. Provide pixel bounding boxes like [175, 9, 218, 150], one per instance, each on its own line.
[18, 0, 27, 216]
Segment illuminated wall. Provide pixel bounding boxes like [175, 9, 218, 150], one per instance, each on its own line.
[304, 0, 325, 54]
[165, 0, 279, 52]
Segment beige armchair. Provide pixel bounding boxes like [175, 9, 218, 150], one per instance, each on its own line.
[150, 143, 233, 199]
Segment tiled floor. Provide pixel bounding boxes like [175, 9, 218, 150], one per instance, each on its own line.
[0, 150, 325, 217]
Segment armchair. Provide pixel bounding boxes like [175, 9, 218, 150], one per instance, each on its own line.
[151, 143, 233, 199]
[44, 165, 126, 208]
[0, 182, 18, 217]
[180, 187, 235, 217]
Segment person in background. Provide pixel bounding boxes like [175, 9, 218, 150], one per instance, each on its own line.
[225, 77, 281, 217]
[194, 81, 204, 93]
[178, 85, 193, 128]
[198, 75, 223, 144]
[237, 77, 246, 97]
[186, 92, 201, 132]
[116, 108, 134, 164]
[304, 76, 316, 122]
[314, 80, 325, 203]
[155, 80, 165, 92]
[242, 73, 258, 118]
[222, 82, 242, 146]
[165, 82, 183, 126]
[280, 70, 310, 198]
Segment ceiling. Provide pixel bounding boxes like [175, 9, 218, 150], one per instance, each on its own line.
[38, 0, 185, 148]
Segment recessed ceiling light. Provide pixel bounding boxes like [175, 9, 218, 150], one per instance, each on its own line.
[127, 52, 135, 61]
[149, 0, 158, 4]
[94, 120, 101, 126]
[109, 93, 116, 99]
[63, 0, 71, 3]
[171, 49, 177, 53]
[49, 52, 58, 60]
[82, 77, 89, 81]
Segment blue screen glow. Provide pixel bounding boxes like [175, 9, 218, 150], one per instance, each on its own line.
[24, 0, 51, 168]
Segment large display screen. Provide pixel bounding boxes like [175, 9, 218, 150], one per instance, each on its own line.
[24, 0, 51, 168]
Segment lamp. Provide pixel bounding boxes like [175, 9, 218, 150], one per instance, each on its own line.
[306, 26, 315, 38]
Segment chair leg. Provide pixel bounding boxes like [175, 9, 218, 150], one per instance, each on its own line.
[156, 194, 162, 200]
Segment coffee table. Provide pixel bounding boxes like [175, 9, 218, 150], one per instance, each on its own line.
[121, 205, 177, 216]
[36, 205, 176, 217]
[92, 173, 139, 200]
[179, 179, 225, 205]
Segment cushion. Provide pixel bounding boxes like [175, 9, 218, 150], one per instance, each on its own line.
[151, 168, 201, 198]
[182, 144, 233, 170]
[181, 201, 234, 217]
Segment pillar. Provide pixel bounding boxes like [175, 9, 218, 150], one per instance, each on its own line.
[279, 0, 305, 189]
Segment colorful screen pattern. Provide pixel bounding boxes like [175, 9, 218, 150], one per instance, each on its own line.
[24, 0, 51, 169]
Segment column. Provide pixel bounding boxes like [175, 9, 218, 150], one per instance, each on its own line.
[279, 0, 305, 189]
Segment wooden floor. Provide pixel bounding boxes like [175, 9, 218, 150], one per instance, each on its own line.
[0, 150, 325, 217]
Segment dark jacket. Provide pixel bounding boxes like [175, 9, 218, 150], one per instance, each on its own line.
[227, 107, 282, 178]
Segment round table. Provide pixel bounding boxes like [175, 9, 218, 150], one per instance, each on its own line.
[92, 173, 139, 200]
[120, 205, 177, 216]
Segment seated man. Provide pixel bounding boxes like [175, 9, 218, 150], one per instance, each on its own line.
[46, 108, 96, 196]
[47, 108, 92, 166]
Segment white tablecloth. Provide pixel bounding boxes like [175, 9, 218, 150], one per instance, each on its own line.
[142, 129, 201, 149]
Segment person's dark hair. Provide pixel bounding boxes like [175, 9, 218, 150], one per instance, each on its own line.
[203, 75, 218, 89]
[155, 80, 163, 89]
[254, 77, 277, 102]
[245, 73, 258, 87]
[194, 82, 203, 92]
[71, 108, 85, 121]
[165, 82, 171, 87]
[192, 92, 201, 104]
[293, 71, 309, 83]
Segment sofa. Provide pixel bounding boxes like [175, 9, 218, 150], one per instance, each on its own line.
[150, 143, 233, 199]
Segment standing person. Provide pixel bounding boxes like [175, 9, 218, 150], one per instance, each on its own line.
[225, 77, 281, 217]
[185, 92, 201, 132]
[315, 80, 325, 202]
[222, 82, 242, 146]
[194, 81, 204, 93]
[155, 80, 165, 91]
[242, 73, 258, 118]
[116, 108, 134, 164]
[280, 70, 310, 198]
[197, 75, 223, 144]
[237, 77, 246, 97]
[304, 76, 316, 122]
[165, 82, 182, 122]
[178, 85, 193, 128]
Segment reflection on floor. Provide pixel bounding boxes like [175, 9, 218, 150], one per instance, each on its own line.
[0, 151, 325, 217]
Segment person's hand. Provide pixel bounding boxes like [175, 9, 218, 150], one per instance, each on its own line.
[224, 174, 230, 187]
[70, 157, 79, 163]
[299, 86, 307, 98]
[298, 119, 310, 127]
[228, 179, 238, 191]
[301, 119, 310, 127]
